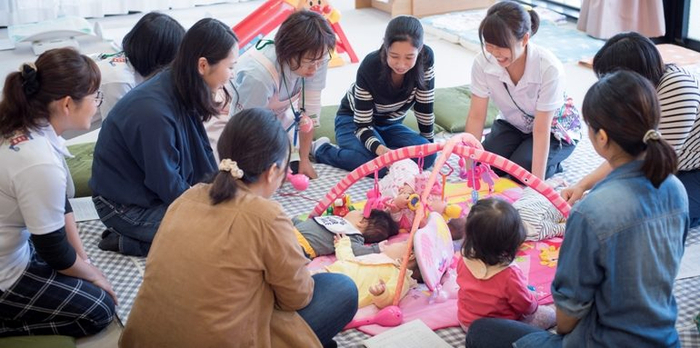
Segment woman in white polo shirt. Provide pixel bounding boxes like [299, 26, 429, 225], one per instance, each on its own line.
[0, 48, 116, 337]
[464, 1, 580, 180]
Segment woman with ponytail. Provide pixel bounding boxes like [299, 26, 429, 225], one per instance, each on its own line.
[0, 48, 116, 337]
[122, 108, 358, 348]
[465, 70, 687, 348]
[563, 31, 700, 228]
[463, 1, 580, 180]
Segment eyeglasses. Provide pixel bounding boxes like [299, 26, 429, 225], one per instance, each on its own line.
[93, 90, 104, 107]
[300, 56, 331, 69]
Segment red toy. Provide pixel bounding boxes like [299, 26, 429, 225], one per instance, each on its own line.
[232, 0, 358, 64]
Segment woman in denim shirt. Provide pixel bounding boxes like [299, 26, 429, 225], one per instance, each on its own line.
[465, 70, 688, 347]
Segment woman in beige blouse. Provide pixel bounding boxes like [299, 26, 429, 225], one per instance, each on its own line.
[120, 108, 358, 348]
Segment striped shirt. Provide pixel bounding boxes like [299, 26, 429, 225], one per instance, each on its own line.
[657, 65, 700, 171]
[338, 46, 435, 153]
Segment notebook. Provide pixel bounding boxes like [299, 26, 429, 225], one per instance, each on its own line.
[362, 319, 452, 348]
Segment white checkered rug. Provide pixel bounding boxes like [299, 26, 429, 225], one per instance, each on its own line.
[78, 133, 700, 347]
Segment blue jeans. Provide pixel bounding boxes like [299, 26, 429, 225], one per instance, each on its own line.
[298, 273, 358, 346]
[92, 196, 168, 256]
[677, 168, 700, 228]
[482, 120, 576, 180]
[466, 318, 558, 348]
[315, 115, 436, 176]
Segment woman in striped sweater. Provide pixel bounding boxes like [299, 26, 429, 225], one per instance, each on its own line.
[563, 31, 700, 228]
[314, 15, 436, 175]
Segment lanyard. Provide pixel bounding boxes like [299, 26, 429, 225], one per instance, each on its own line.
[281, 73, 305, 147]
[503, 82, 534, 119]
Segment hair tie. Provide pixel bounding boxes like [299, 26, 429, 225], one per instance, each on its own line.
[522, 4, 534, 12]
[219, 159, 244, 179]
[19, 62, 39, 96]
[643, 129, 662, 144]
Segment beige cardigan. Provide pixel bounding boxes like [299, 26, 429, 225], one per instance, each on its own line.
[120, 184, 320, 348]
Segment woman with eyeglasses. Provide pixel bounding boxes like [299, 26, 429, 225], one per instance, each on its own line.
[206, 10, 336, 179]
[90, 18, 238, 256]
[314, 15, 437, 175]
[463, 1, 580, 180]
[0, 47, 117, 337]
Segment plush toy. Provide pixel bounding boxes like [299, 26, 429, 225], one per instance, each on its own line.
[332, 194, 352, 217]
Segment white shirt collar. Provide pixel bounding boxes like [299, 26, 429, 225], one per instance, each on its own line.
[38, 124, 72, 158]
[482, 43, 542, 87]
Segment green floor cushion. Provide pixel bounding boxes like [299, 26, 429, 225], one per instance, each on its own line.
[66, 142, 96, 198]
[433, 85, 500, 133]
[0, 335, 76, 348]
[316, 106, 445, 143]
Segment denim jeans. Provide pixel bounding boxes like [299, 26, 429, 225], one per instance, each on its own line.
[482, 120, 576, 180]
[677, 168, 700, 228]
[298, 273, 358, 346]
[92, 196, 168, 256]
[315, 115, 436, 176]
[466, 318, 551, 348]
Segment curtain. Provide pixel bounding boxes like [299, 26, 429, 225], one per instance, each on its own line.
[577, 0, 665, 39]
[1, 0, 243, 26]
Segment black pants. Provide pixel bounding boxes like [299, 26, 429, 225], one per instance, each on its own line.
[483, 120, 576, 180]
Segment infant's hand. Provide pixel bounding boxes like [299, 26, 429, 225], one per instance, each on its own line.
[334, 233, 348, 245]
[378, 240, 388, 252]
[369, 279, 386, 296]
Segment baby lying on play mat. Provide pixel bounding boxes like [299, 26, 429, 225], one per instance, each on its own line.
[380, 159, 461, 232]
[320, 235, 420, 309]
[293, 210, 398, 259]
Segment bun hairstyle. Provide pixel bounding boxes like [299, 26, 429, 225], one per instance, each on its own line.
[582, 70, 677, 187]
[478, 1, 539, 54]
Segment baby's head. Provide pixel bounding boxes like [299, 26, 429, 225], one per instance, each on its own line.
[461, 198, 525, 266]
[344, 209, 399, 243]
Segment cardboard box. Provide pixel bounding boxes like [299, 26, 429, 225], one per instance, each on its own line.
[356, 0, 495, 18]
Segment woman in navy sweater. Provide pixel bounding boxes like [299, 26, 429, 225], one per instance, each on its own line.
[90, 18, 239, 256]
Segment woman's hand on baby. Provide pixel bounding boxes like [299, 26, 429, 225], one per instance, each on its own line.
[369, 279, 387, 296]
[561, 185, 585, 205]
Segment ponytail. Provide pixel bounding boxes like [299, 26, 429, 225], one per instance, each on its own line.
[207, 108, 290, 205]
[0, 71, 31, 136]
[528, 7, 540, 36]
[642, 132, 678, 188]
[583, 70, 677, 188]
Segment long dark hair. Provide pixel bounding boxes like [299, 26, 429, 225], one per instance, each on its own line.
[171, 18, 238, 122]
[208, 108, 291, 205]
[379, 15, 428, 89]
[478, 1, 539, 56]
[582, 70, 677, 187]
[461, 198, 526, 266]
[0, 47, 100, 136]
[122, 12, 185, 78]
[275, 10, 336, 71]
[592, 31, 666, 87]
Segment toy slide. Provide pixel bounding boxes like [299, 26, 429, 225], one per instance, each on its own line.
[233, 0, 297, 53]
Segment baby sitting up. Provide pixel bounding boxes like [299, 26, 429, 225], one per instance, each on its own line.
[324, 235, 420, 309]
[294, 209, 398, 259]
